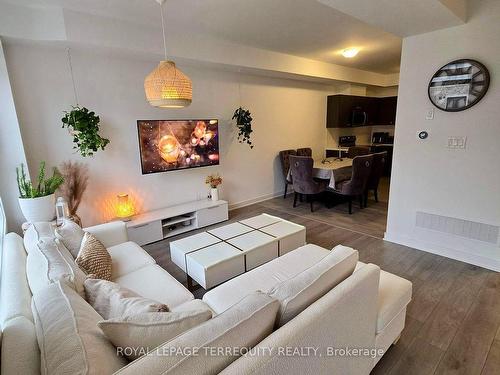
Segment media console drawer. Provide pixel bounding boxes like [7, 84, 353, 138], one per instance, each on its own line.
[197, 203, 229, 228]
[128, 220, 163, 246]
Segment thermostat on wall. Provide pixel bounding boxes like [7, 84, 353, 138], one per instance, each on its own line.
[417, 131, 429, 140]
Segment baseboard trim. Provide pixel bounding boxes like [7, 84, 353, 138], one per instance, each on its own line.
[384, 231, 500, 272]
[228, 190, 292, 211]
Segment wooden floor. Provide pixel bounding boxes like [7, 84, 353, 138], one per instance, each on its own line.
[144, 180, 500, 375]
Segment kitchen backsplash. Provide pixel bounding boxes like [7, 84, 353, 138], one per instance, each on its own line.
[326, 125, 395, 147]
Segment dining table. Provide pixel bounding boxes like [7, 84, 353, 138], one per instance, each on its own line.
[312, 157, 353, 189]
[287, 157, 353, 189]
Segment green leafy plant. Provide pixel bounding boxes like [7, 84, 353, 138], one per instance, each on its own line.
[232, 107, 253, 149]
[16, 162, 64, 199]
[62, 106, 110, 157]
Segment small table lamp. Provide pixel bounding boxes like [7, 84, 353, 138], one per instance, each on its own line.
[116, 193, 134, 221]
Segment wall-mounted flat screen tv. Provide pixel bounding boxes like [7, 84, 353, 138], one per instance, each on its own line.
[137, 119, 219, 174]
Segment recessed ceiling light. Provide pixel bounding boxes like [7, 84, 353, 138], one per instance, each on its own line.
[342, 48, 359, 58]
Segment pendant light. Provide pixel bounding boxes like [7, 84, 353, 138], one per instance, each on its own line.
[144, 0, 192, 108]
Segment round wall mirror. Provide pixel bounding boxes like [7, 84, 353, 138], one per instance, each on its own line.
[428, 59, 490, 112]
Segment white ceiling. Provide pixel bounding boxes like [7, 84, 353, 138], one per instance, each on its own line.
[7, 0, 403, 74]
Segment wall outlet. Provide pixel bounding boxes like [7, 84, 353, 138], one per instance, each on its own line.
[425, 108, 434, 120]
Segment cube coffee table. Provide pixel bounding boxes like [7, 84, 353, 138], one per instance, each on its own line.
[170, 231, 220, 272]
[170, 213, 306, 290]
[258, 218, 306, 256]
[185, 242, 245, 290]
[226, 230, 278, 271]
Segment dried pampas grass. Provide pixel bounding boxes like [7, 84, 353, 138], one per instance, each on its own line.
[58, 161, 89, 226]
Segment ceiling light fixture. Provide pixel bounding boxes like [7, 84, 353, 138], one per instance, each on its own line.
[144, 0, 192, 108]
[342, 48, 359, 58]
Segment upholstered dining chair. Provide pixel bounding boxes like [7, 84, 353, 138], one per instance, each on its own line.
[364, 151, 387, 207]
[329, 154, 373, 214]
[347, 146, 370, 159]
[289, 155, 327, 212]
[279, 149, 297, 199]
[296, 147, 312, 157]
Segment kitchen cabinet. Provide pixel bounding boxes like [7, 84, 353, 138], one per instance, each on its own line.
[378, 96, 398, 125]
[326, 95, 397, 128]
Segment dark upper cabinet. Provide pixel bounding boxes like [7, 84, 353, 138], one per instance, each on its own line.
[326, 94, 397, 128]
[378, 96, 398, 125]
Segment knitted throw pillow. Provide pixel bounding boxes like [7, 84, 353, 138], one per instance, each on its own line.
[76, 232, 112, 280]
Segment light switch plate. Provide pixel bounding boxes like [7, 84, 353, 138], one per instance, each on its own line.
[447, 136, 467, 149]
[426, 108, 434, 120]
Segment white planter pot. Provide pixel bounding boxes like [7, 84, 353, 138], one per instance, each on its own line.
[18, 194, 56, 223]
[210, 188, 219, 201]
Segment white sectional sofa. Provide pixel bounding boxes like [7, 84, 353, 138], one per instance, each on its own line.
[0, 220, 412, 375]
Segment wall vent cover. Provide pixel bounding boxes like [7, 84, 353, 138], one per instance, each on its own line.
[416, 211, 499, 245]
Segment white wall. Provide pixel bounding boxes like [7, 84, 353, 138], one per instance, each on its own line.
[0, 39, 28, 233]
[386, 0, 500, 271]
[3, 42, 338, 227]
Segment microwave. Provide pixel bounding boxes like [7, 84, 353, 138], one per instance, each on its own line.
[351, 107, 367, 126]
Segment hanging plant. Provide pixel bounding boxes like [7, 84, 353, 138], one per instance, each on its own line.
[61, 106, 110, 157]
[232, 107, 253, 149]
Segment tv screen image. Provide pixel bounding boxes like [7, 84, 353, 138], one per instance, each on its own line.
[137, 119, 219, 174]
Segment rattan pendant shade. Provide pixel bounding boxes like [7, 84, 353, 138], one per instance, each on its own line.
[144, 60, 192, 108]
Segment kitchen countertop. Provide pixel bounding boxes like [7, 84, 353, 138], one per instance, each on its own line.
[326, 144, 394, 150]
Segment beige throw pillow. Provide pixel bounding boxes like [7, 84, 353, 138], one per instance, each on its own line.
[115, 292, 280, 375]
[55, 219, 85, 258]
[32, 281, 127, 375]
[76, 232, 112, 280]
[84, 278, 169, 319]
[99, 308, 213, 360]
[268, 244, 358, 327]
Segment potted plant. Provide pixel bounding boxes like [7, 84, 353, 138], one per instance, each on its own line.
[232, 107, 254, 149]
[16, 162, 64, 222]
[62, 106, 110, 157]
[205, 174, 223, 201]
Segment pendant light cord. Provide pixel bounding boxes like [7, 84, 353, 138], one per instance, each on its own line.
[66, 47, 79, 106]
[160, 0, 168, 61]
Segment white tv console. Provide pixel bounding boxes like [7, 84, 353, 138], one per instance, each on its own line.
[126, 200, 228, 246]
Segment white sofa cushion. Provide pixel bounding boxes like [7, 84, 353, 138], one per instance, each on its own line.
[0, 233, 33, 324]
[84, 279, 168, 319]
[114, 264, 194, 308]
[84, 221, 129, 248]
[269, 245, 358, 326]
[108, 241, 156, 280]
[54, 219, 85, 258]
[1, 316, 40, 375]
[203, 244, 330, 314]
[98, 308, 212, 360]
[23, 222, 55, 254]
[26, 237, 87, 297]
[116, 292, 280, 375]
[31, 281, 127, 375]
[355, 262, 412, 333]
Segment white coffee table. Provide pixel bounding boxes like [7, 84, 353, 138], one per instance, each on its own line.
[207, 222, 253, 240]
[170, 214, 306, 291]
[239, 214, 282, 229]
[170, 232, 220, 272]
[260, 220, 306, 256]
[185, 242, 245, 290]
[227, 230, 278, 271]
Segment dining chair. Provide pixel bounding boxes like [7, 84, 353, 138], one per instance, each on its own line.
[289, 155, 327, 212]
[347, 146, 370, 159]
[296, 147, 312, 157]
[365, 151, 387, 207]
[329, 154, 373, 214]
[279, 149, 297, 199]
